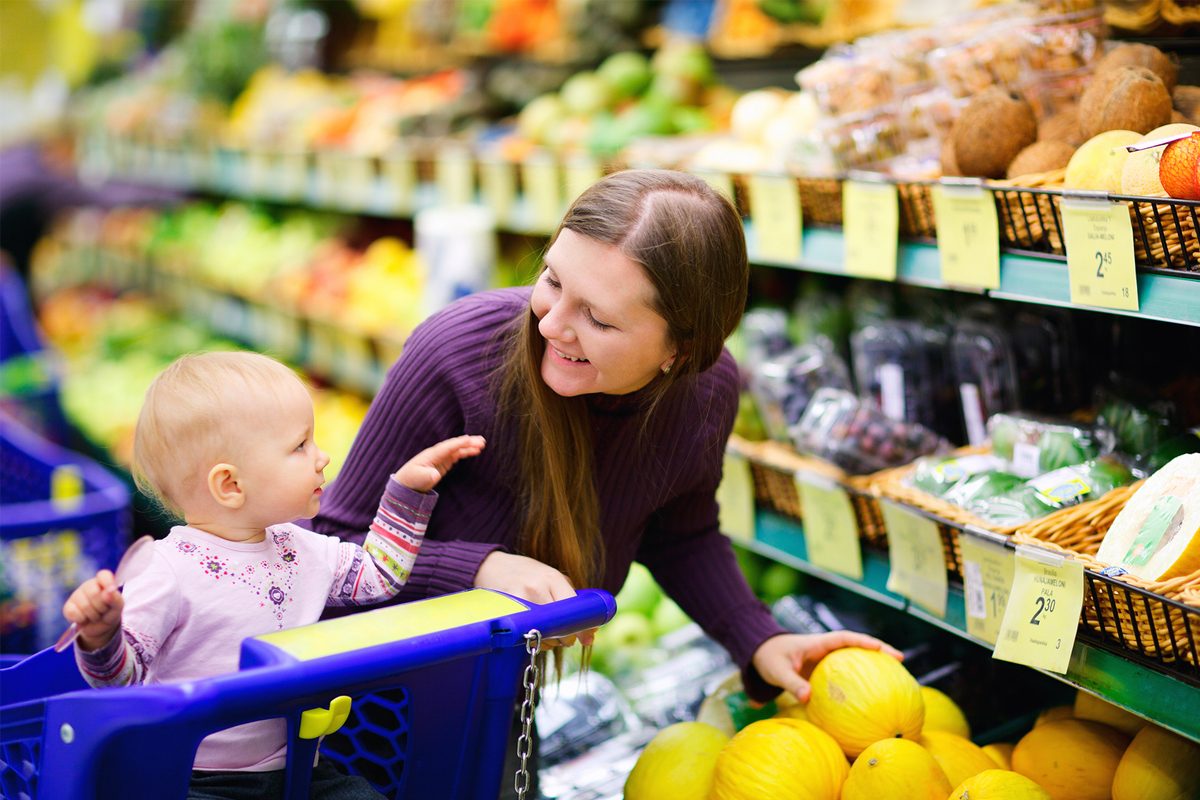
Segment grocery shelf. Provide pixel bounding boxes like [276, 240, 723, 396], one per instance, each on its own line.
[741, 510, 1200, 744]
[747, 224, 1200, 327]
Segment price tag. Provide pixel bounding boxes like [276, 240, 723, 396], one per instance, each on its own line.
[340, 155, 376, 211]
[334, 330, 377, 390]
[436, 148, 474, 206]
[933, 183, 999, 289]
[843, 180, 899, 280]
[262, 307, 304, 360]
[51, 465, 84, 511]
[382, 148, 417, 214]
[795, 472, 863, 580]
[479, 159, 517, 226]
[312, 152, 340, 205]
[522, 157, 563, 233]
[748, 174, 803, 263]
[717, 453, 756, 543]
[245, 150, 272, 196]
[1061, 197, 1139, 311]
[959, 527, 1015, 645]
[564, 158, 603, 204]
[694, 170, 736, 204]
[882, 502, 947, 617]
[993, 544, 1084, 674]
[307, 322, 338, 377]
[275, 151, 309, 201]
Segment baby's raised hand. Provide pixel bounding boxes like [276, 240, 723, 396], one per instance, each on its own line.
[394, 435, 486, 493]
[62, 570, 124, 651]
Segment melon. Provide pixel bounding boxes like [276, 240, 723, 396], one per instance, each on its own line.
[982, 742, 1015, 770]
[951, 769, 1052, 799]
[624, 721, 728, 800]
[806, 647, 924, 758]
[920, 686, 971, 738]
[1035, 705, 1074, 726]
[1111, 724, 1200, 800]
[709, 718, 848, 800]
[774, 691, 810, 721]
[840, 738, 951, 800]
[920, 731, 997, 788]
[1012, 719, 1130, 800]
[1064, 130, 1142, 192]
[1073, 691, 1145, 737]
[1095, 454, 1200, 581]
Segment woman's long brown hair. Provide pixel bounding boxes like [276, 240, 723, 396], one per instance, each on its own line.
[497, 169, 749, 592]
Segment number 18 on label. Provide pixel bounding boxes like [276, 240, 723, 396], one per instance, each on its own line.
[1061, 197, 1139, 311]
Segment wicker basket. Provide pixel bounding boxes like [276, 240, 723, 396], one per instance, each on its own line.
[726, 435, 886, 548]
[1015, 483, 1200, 673]
[896, 181, 937, 240]
[873, 446, 1024, 578]
[989, 169, 1066, 256]
[795, 176, 844, 226]
[1123, 195, 1200, 273]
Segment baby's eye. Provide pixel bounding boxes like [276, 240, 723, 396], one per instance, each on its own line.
[295, 439, 307, 452]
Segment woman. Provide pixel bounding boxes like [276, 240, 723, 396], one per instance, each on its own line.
[314, 169, 898, 781]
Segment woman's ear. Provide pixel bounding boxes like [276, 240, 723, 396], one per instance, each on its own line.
[207, 463, 245, 509]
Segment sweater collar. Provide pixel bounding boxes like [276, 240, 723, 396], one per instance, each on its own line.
[585, 375, 670, 416]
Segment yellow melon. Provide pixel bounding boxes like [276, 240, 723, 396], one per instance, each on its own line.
[982, 742, 1014, 770]
[709, 718, 848, 800]
[1064, 130, 1142, 191]
[1012, 719, 1130, 800]
[624, 721, 728, 800]
[1073, 691, 1145, 737]
[951, 769, 1052, 799]
[806, 647, 924, 758]
[774, 694, 810, 722]
[919, 731, 997, 788]
[920, 686, 971, 738]
[840, 738, 951, 800]
[1112, 724, 1200, 800]
[1035, 705, 1074, 726]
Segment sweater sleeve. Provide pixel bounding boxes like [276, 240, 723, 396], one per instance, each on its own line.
[636, 355, 788, 703]
[328, 479, 438, 605]
[312, 294, 514, 596]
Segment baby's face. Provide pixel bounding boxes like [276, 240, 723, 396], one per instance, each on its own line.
[229, 383, 330, 527]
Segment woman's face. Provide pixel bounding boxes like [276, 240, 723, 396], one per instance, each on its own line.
[530, 228, 676, 397]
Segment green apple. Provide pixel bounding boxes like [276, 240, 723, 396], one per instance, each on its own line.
[590, 611, 655, 676]
[759, 562, 802, 604]
[651, 596, 692, 638]
[616, 562, 661, 617]
[597, 51, 652, 101]
[734, 545, 766, 593]
[560, 72, 614, 116]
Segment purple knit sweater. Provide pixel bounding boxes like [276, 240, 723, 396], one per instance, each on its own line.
[313, 287, 786, 700]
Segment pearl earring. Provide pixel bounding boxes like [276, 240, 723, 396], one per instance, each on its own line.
[662, 364, 672, 375]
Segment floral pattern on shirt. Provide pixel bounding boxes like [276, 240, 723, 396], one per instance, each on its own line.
[173, 531, 300, 628]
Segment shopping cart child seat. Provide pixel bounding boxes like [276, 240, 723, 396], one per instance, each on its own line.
[0, 587, 615, 800]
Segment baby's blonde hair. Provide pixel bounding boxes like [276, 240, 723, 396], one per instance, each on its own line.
[132, 351, 308, 518]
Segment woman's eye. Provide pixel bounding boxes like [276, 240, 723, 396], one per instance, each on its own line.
[586, 310, 613, 330]
[543, 271, 561, 289]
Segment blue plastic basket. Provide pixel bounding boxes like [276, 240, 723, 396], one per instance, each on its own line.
[0, 588, 615, 800]
[0, 414, 131, 654]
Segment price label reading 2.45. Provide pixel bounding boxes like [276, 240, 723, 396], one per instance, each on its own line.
[992, 544, 1084, 674]
[1061, 197, 1139, 311]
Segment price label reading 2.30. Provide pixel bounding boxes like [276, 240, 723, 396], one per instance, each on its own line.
[1061, 197, 1139, 311]
[993, 544, 1084, 674]
[843, 180, 899, 281]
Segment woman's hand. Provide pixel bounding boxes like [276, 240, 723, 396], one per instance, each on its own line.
[62, 570, 124, 651]
[393, 435, 486, 493]
[752, 631, 904, 704]
[474, 551, 596, 647]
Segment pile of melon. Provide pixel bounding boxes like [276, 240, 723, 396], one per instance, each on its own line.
[623, 647, 1200, 800]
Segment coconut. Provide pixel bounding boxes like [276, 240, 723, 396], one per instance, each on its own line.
[1095, 43, 1179, 93]
[1174, 86, 1200, 124]
[952, 88, 1038, 179]
[1038, 105, 1083, 146]
[940, 137, 961, 177]
[1078, 66, 1173, 139]
[1007, 140, 1076, 178]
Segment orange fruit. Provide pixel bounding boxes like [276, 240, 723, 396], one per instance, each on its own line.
[1159, 132, 1200, 200]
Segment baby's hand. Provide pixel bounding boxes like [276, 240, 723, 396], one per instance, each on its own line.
[62, 570, 124, 651]
[394, 435, 486, 493]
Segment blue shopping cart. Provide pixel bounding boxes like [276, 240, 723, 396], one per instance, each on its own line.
[0, 587, 615, 799]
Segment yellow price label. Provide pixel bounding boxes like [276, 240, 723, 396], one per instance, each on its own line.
[717, 453, 756, 543]
[565, 158, 603, 204]
[959, 527, 1015, 645]
[1061, 197, 1139, 311]
[882, 502, 947, 617]
[307, 322, 338, 377]
[340, 155, 375, 211]
[748, 174, 803, 263]
[313, 151, 340, 204]
[843, 180, 899, 280]
[993, 544, 1084, 674]
[479, 159, 517, 226]
[246, 150, 272, 196]
[275, 151, 309, 201]
[933, 184, 999, 289]
[436, 148, 474, 206]
[51, 465, 85, 511]
[334, 330, 377, 389]
[522, 157, 563, 233]
[795, 473, 863, 580]
[382, 149, 417, 214]
[694, 170, 736, 204]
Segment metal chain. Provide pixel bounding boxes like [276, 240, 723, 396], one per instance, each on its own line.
[514, 629, 542, 800]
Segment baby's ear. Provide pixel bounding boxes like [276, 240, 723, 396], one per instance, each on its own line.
[207, 463, 245, 509]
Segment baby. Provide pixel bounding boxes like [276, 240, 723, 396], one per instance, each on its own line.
[62, 350, 484, 798]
